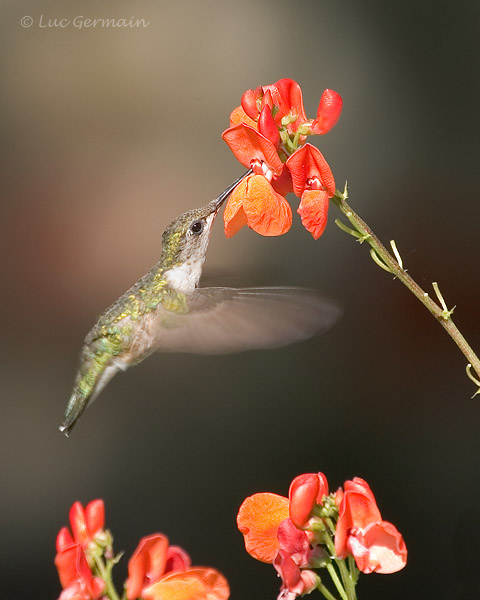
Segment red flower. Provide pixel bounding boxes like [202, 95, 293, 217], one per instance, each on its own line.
[64, 500, 105, 550]
[289, 472, 329, 529]
[126, 533, 229, 600]
[240, 79, 307, 133]
[55, 544, 105, 600]
[262, 78, 307, 132]
[237, 472, 407, 598]
[222, 79, 342, 239]
[55, 500, 106, 600]
[286, 144, 336, 239]
[335, 478, 407, 574]
[222, 123, 284, 177]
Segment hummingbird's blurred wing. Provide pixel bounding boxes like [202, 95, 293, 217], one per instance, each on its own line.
[152, 287, 340, 354]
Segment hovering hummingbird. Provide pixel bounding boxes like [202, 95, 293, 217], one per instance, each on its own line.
[60, 173, 339, 436]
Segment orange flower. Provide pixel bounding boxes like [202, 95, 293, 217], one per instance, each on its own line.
[237, 490, 321, 600]
[143, 568, 229, 600]
[223, 174, 292, 238]
[237, 492, 289, 562]
[222, 79, 342, 239]
[126, 533, 229, 600]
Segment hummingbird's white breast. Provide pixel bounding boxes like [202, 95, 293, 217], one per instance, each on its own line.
[165, 259, 204, 294]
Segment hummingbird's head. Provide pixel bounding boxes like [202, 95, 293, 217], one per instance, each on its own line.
[161, 201, 220, 266]
[160, 172, 250, 293]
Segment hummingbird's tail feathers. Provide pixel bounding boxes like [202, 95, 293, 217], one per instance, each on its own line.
[151, 286, 341, 355]
[60, 355, 127, 436]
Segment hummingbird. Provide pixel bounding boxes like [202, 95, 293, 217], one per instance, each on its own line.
[60, 172, 340, 436]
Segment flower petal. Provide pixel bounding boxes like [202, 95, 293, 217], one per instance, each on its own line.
[224, 175, 292, 238]
[311, 89, 343, 135]
[273, 551, 303, 595]
[69, 503, 89, 548]
[271, 168, 293, 197]
[222, 124, 283, 175]
[243, 175, 292, 236]
[55, 544, 104, 599]
[344, 478, 379, 508]
[126, 533, 169, 600]
[347, 521, 407, 574]
[335, 480, 382, 559]
[229, 106, 257, 129]
[56, 527, 74, 553]
[276, 519, 311, 565]
[289, 473, 329, 528]
[286, 144, 335, 198]
[84, 500, 105, 538]
[263, 79, 307, 131]
[223, 181, 249, 238]
[166, 545, 192, 573]
[258, 105, 280, 148]
[143, 568, 229, 600]
[241, 88, 260, 120]
[142, 575, 206, 600]
[297, 190, 330, 240]
[237, 492, 289, 562]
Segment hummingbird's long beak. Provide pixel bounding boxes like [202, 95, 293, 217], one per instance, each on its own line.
[213, 169, 253, 211]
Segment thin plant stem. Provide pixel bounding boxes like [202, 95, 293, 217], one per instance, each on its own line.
[331, 189, 480, 389]
[326, 563, 349, 600]
[93, 555, 121, 600]
[318, 580, 342, 600]
[324, 518, 357, 600]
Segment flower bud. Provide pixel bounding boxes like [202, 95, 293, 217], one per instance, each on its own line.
[289, 473, 328, 529]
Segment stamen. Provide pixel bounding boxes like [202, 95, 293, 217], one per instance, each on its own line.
[306, 176, 322, 190]
[261, 161, 274, 182]
[250, 158, 263, 175]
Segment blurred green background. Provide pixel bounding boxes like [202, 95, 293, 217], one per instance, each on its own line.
[1, 1, 479, 598]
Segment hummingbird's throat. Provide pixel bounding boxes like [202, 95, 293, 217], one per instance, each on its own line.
[165, 258, 205, 294]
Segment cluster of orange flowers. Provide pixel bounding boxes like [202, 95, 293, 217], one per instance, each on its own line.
[221, 78, 342, 239]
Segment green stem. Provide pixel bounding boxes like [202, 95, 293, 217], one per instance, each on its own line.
[93, 555, 121, 600]
[326, 564, 349, 600]
[332, 190, 480, 388]
[324, 518, 357, 600]
[317, 581, 342, 600]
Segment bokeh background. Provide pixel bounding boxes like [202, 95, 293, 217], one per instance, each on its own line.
[1, 1, 479, 598]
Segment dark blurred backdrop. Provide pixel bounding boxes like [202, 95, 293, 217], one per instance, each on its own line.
[1, 1, 479, 599]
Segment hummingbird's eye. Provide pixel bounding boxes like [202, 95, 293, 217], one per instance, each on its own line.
[190, 220, 204, 235]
